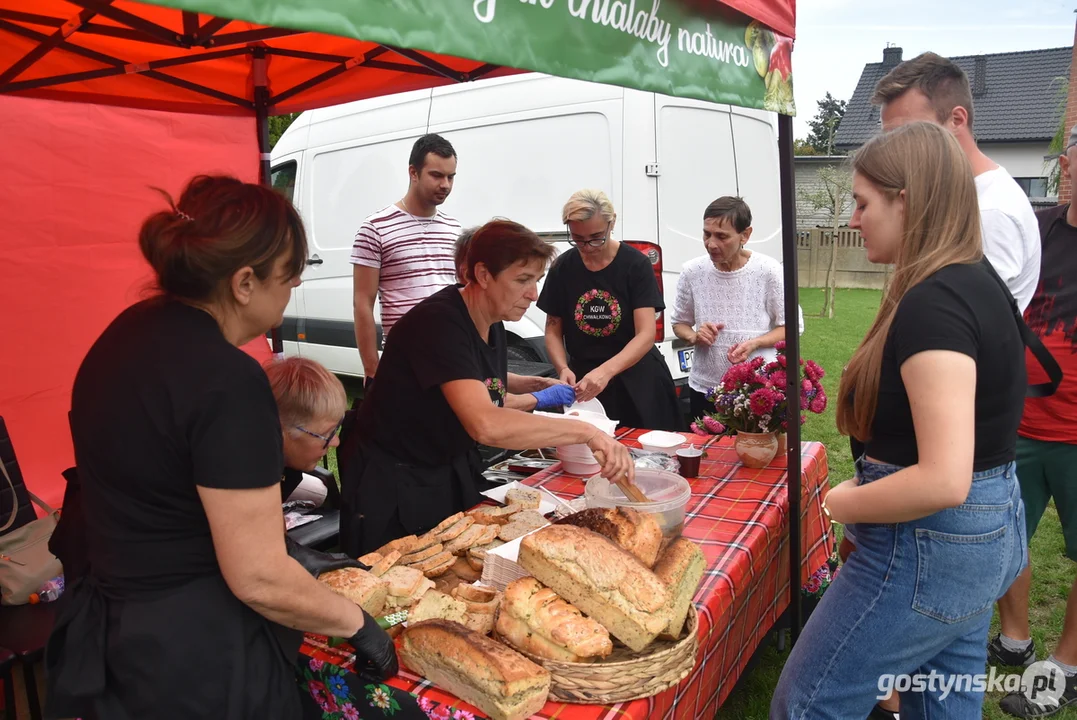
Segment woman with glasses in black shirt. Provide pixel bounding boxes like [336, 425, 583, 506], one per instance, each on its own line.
[538, 189, 680, 431]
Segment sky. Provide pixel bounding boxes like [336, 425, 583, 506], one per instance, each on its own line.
[791, 0, 1075, 139]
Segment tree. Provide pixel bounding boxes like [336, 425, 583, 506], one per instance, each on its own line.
[799, 165, 853, 318]
[793, 138, 821, 156]
[806, 92, 847, 156]
[269, 113, 300, 149]
[1044, 76, 1068, 196]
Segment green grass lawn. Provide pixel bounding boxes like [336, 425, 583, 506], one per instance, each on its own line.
[719, 287, 1077, 719]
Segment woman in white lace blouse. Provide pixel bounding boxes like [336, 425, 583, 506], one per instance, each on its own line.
[671, 196, 801, 419]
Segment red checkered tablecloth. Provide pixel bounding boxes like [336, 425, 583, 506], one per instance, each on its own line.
[301, 429, 832, 719]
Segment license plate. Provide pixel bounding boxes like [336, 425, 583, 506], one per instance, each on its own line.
[678, 348, 693, 372]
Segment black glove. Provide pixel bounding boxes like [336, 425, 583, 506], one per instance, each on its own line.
[349, 609, 399, 682]
[285, 536, 370, 578]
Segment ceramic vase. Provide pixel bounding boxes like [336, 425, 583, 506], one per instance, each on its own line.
[735, 431, 779, 468]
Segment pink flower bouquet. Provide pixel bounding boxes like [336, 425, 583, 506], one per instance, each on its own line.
[690, 341, 827, 436]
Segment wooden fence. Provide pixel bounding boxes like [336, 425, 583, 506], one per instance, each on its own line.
[796, 228, 890, 289]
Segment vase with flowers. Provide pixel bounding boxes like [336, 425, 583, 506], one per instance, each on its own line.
[690, 342, 827, 468]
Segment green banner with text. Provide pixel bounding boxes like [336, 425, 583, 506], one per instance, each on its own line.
[150, 0, 795, 115]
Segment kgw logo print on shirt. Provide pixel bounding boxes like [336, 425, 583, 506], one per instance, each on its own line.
[575, 289, 622, 338]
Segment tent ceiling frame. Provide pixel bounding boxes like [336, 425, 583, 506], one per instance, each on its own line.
[0, 3, 503, 111]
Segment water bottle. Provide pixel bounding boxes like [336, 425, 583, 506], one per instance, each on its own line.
[28, 575, 64, 604]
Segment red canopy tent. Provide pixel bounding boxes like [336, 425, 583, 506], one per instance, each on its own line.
[0, 0, 808, 636]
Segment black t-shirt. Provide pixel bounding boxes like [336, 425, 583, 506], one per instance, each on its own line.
[537, 243, 664, 364]
[357, 285, 508, 466]
[865, 262, 1025, 470]
[69, 297, 284, 597]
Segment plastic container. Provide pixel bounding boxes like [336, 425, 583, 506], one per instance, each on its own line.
[638, 430, 687, 455]
[584, 469, 692, 537]
[536, 409, 617, 476]
[29, 575, 65, 604]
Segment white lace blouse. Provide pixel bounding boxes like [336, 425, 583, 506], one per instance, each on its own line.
[671, 252, 799, 394]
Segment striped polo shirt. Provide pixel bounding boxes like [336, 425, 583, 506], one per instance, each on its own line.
[350, 204, 462, 335]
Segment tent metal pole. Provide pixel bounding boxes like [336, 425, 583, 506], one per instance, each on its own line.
[777, 112, 803, 645]
[253, 46, 283, 356]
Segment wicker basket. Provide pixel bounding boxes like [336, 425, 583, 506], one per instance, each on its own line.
[495, 605, 699, 704]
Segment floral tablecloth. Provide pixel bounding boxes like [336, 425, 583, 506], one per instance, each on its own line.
[300, 429, 833, 719]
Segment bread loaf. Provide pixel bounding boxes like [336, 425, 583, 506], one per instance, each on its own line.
[319, 568, 389, 616]
[555, 507, 663, 568]
[518, 525, 669, 652]
[399, 620, 551, 720]
[496, 577, 612, 662]
[653, 538, 705, 639]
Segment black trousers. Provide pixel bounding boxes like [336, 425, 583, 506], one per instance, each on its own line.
[689, 388, 715, 420]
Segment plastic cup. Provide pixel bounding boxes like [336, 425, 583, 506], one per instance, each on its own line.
[676, 447, 703, 478]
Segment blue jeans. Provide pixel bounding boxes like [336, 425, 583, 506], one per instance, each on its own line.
[771, 459, 1027, 719]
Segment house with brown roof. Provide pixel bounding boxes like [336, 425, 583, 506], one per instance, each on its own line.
[835, 45, 1071, 203]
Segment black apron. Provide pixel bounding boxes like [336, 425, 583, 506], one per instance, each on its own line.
[571, 346, 682, 432]
[46, 573, 303, 720]
[338, 440, 484, 557]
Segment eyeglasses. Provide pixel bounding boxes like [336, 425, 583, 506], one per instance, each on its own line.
[294, 416, 344, 450]
[567, 222, 611, 248]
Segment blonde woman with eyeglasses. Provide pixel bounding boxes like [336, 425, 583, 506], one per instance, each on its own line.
[538, 189, 680, 430]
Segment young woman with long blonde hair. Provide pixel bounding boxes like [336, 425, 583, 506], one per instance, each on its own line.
[771, 122, 1027, 719]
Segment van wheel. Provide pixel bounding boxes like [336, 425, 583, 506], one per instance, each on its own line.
[506, 342, 542, 362]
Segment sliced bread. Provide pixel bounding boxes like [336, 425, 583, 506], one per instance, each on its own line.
[369, 550, 401, 577]
[401, 542, 445, 565]
[408, 589, 467, 625]
[436, 515, 476, 542]
[653, 537, 706, 639]
[505, 486, 541, 510]
[444, 523, 488, 555]
[468, 505, 520, 526]
[498, 509, 550, 542]
[382, 565, 425, 597]
[416, 550, 456, 578]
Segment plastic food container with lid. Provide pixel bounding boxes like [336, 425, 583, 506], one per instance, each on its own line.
[638, 430, 687, 455]
[584, 469, 692, 537]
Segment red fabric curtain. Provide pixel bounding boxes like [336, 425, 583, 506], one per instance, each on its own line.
[0, 94, 264, 506]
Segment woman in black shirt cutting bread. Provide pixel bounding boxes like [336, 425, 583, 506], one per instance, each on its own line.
[47, 176, 399, 720]
[341, 220, 634, 555]
[772, 123, 1027, 719]
[538, 189, 680, 431]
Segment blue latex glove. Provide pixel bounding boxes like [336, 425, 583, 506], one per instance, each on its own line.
[532, 384, 576, 410]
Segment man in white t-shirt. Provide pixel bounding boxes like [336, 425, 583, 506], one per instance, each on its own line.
[351, 134, 462, 381]
[873, 51, 1040, 312]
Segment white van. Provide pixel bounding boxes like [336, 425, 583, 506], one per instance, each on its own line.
[270, 73, 782, 390]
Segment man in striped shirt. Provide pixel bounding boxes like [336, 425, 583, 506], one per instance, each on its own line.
[351, 134, 461, 381]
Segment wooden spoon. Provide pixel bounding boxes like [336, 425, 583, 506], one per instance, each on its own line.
[590, 450, 650, 503]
